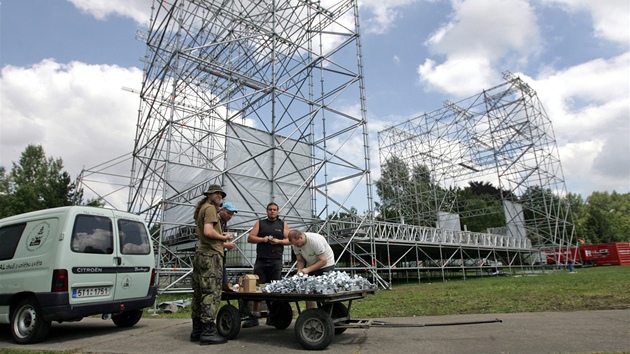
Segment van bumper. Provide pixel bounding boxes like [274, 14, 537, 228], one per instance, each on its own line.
[38, 286, 159, 322]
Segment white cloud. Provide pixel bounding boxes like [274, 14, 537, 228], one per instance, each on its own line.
[427, 0, 540, 58]
[541, 0, 630, 45]
[67, 0, 152, 25]
[418, 56, 498, 95]
[530, 53, 630, 135]
[418, 0, 540, 96]
[359, 0, 419, 34]
[520, 52, 630, 196]
[0, 60, 142, 194]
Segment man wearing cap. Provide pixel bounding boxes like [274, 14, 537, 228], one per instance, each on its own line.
[218, 202, 237, 290]
[190, 184, 233, 345]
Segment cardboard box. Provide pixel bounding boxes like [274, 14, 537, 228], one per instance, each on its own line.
[238, 274, 259, 292]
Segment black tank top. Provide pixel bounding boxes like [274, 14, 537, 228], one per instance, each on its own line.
[256, 218, 285, 259]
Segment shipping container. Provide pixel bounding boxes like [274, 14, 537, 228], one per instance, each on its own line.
[544, 247, 579, 264]
[579, 242, 630, 266]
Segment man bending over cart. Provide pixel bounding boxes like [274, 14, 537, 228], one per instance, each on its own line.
[288, 230, 335, 276]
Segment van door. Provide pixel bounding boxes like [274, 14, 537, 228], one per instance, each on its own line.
[113, 218, 153, 300]
[68, 213, 118, 304]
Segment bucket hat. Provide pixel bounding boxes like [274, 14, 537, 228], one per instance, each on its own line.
[204, 184, 226, 198]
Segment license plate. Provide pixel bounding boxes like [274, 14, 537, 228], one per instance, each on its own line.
[72, 287, 110, 298]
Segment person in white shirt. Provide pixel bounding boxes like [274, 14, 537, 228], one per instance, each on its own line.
[288, 230, 335, 276]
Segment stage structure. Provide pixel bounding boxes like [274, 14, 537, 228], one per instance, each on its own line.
[127, 0, 383, 288]
[377, 72, 576, 262]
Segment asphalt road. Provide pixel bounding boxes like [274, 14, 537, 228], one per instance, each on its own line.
[1, 310, 629, 353]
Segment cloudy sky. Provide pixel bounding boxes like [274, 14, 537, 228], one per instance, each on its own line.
[1, 0, 628, 210]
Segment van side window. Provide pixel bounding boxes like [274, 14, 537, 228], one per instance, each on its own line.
[118, 219, 151, 255]
[71, 215, 113, 254]
[0, 223, 27, 260]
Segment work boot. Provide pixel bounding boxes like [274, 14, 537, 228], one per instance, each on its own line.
[199, 322, 227, 345]
[242, 312, 259, 328]
[190, 317, 202, 342]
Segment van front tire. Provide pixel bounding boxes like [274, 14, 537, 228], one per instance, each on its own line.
[11, 296, 51, 344]
[112, 309, 143, 327]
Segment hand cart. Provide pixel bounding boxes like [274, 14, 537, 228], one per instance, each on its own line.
[219, 290, 501, 350]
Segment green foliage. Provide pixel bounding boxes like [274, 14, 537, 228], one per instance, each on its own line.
[518, 185, 575, 245]
[351, 266, 630, 318]
[453, 181, 507, 232]
[147, 266, 629, 320]
[373, 156, 629, 244]
[375, 156, 439, 226]
[327, 206, 358, 220]
[575, 191, 630, 243]
[0, 145, 84, 218]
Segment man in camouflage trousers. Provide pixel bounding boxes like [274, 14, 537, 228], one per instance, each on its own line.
[190, 184, 234, 345]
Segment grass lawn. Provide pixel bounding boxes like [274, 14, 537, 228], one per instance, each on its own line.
[1, 266, 628, 354]
[148, 265, 630, 319]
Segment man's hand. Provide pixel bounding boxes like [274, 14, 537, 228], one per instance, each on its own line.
[223, 232, 234, 242]
[224, 241, 236, 250]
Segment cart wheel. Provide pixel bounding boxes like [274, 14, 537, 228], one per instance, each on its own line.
[294, 308, 334, 350]
[330, 303, 348, 335]
[11, 296, 51, 344]
[217, 304, 241, 339]
[269, 301, 293, 330]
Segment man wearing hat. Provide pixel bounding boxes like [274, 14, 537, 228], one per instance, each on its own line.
[190, 184, 233, 345]
[218, 202, 237, 290]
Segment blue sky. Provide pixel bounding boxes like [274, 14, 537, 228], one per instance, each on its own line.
[1, 0, 628, 210]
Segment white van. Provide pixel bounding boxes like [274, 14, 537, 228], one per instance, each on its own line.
[0, 206, 158, 344]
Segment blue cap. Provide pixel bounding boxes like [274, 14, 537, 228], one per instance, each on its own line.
[221, 202, 238, 213]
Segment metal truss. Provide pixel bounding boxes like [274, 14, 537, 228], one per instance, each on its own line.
[77, 3, 566, 291]
[128, 0, 380, 289]
[377, 72, 576, 260]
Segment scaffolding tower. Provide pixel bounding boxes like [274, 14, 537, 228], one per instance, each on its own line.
[377, 72, 576, 259]
[72, 2, 563, 289]
[128, 0, 380, 287]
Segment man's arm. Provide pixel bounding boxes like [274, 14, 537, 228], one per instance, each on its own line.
[271, 221, 291, 246]
[302, 254, 327, 275]
[281, 221, 290, 245]
[296, 253, 306, 273]
[247, 220, 270, 244]
[203, 223, 231, 241]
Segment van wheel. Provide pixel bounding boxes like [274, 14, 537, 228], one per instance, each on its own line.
[112, 309, 143, 327]
[11, 296, 51, 344]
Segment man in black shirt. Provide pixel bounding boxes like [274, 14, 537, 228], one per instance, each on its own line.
[243, 202, 289, 327]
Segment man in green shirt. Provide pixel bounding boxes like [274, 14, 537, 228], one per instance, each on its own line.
[190, 184, 234, 345]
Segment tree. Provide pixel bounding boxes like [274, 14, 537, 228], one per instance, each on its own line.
[519, 185, 575, 246]
[0, 145, 84, 218]
[579, 191, 630, 244]
[455, 181, 506, 233]
[375, 157, 439, 227]
[0, 166, 12, 217]
[375, 155, 410, 222]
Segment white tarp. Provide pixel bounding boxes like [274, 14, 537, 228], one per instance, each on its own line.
[223, 123, 313, 229]
[503, 200, 527, 238]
